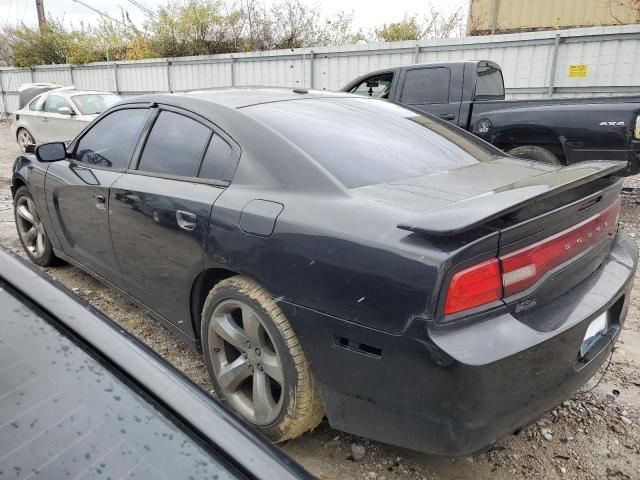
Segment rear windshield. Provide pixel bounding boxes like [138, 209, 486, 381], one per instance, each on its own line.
[475, 64, 505, 100]
[246, 98, 499, 188]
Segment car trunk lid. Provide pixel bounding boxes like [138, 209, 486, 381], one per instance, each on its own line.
[352, 157, 626, 322]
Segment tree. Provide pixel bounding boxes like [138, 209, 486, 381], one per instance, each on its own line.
[374, 15, 423, 42]
[1, 0, 463, 66]
[6, 20, 71, 67]
[373, 8, 464, 42]
[316, 11, 365, 46]
[0, 31, 13, 66]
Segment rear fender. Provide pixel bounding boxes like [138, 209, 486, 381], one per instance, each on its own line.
[491, 126, 564, 155]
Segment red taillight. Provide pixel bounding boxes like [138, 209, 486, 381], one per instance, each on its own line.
[444, 199, 621, 316]
[444, 258, 502, 315]
[500, 198, 620, 297]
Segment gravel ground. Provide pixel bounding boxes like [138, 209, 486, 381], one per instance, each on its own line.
[1, 121, 639, 480]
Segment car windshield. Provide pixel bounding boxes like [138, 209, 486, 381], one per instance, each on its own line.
[71, 94, 121, 115]
[246, 97, 502, 188]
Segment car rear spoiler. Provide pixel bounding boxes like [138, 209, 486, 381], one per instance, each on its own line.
[397, 161, 626, 236]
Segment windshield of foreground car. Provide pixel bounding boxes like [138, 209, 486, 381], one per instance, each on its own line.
[245, 97, 503, 188]
[71, 94, 121, 115]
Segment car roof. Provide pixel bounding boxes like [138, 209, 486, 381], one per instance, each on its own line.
[132, 87, 354, 109]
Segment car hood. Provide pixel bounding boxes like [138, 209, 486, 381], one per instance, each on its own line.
[352, 157, 625, 235]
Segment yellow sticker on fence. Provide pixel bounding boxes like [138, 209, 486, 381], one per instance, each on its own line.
[568, 64, 588, 78]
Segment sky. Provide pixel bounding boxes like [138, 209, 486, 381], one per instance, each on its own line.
[1, 0, 468, 33]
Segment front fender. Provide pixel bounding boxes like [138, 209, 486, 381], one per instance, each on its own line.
[11, 154, 37, 196]
[10, 155, 60, 250]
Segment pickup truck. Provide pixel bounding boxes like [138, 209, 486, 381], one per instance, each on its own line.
[341, 60, 640, 175]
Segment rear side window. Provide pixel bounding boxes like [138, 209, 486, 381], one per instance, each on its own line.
[74, 108, 148, 169]
[475, 64, 505, 100]
[199, 134, 235, 181]
[28, 95, 44, 111]
[138, 111, 210, 177]
[400, 67, 450, 104]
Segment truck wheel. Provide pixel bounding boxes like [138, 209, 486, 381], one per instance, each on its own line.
[201, 276, 324, 442]
[13, 186, 58, 267]
[507, 145, 561, 165]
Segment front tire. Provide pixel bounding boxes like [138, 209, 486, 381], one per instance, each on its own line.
[201, 276, 324, 442]
[13, 186, 58, 267]
[507, 145, 562, 165]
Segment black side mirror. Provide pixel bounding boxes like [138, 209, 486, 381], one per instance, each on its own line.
[35, 142, 67, 162]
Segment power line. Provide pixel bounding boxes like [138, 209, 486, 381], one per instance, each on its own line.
[71, 0, 131, 27]
[127, 0, 158, 20]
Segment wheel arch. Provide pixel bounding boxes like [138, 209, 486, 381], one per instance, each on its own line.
[11, 177, 26, 199]
[492, 126, 567, 162]
[190, 267, 239, 342]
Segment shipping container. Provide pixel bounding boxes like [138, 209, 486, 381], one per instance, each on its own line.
[468, 0, 639, 35]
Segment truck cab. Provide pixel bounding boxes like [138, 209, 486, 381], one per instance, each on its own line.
[342, 60, 640, 174]
[342, 60, 504, 129]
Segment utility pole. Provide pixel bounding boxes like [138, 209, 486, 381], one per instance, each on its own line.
[35, 0, 46, 30]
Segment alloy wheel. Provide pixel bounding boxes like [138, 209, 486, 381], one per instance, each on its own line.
[17, 129, 34, 152]
[15, 196, 46, 258]
[208, 299, 285, 425]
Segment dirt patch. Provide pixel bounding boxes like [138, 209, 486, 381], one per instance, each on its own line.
[0, 121, 638, 480]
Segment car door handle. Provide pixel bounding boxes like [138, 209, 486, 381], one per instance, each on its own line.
[176, 210, 197, 231]
[437, 113, 456, 120]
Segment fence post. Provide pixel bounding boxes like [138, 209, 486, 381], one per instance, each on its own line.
[30, 67, 35, 83]
[113, 63, 120, 94]
[69, 65, 74, 86]
[230, 55, 236, 87]
[547, 33, 561, 98]
[0, 72, 7, 120]
[413, 44, 420, 64]
[166, 59, 172, 93]
[308, 51, 315, 89]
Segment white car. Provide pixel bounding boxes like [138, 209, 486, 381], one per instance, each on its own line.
[11, 86, 121, 151]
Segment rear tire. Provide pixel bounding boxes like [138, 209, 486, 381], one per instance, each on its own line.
[507, 145, 561, 165]
[17, 128, 35, 153]
[201, 276, 324, 442]
[13, 186, 58, 267]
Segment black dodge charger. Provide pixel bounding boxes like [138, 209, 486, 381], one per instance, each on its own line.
[11, 88, 638, 455]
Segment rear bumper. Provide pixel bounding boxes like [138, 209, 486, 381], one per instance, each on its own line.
[281, 232, 638, 456]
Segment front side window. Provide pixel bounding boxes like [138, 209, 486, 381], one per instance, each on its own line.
[138, 111, 211, 177]
[72, 94, 121, 115]
[74, 109, 148, 169]
[43, 94, 73, 114]
[349, 73, 393, 99]
[400, 67, 451, 105]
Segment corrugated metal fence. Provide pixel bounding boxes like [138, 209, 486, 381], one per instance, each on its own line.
[1, 24, 639, 114]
